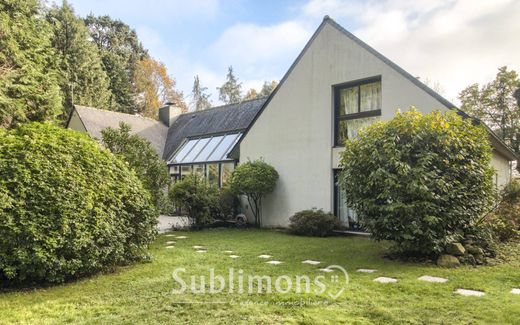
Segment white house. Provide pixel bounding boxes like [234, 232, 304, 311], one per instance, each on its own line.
[67, 16, 518, 228]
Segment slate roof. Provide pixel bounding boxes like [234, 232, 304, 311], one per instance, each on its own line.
[72, 105, 169, 156]
[162, 97, 267, 160]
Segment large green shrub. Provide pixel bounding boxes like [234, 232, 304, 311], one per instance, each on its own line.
[289, 209, 336, 237]
[101, 122, 170, 212]
[168, 175, 219, 227]
[486, 180, 520, 242]
[230, 160, 278, 227]
[339, 109, 495, 255]
[0, 123, 157, 285]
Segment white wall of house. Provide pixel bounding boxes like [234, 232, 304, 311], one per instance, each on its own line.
[238, 20, 513, 227]
[492, 151, 512, 189]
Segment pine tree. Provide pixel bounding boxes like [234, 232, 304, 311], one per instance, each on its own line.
[46, 1, 112, 116]
[0, 0, 62, 127]
[190, 75, 211, 111]
[217, 66, 242, 104]
[84, 15, 149, 113]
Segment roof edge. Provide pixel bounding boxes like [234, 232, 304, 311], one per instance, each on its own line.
[229, 17, 330, 157]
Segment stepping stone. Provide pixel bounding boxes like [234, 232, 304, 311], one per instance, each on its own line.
[511, 288, 520, 295]
[195, 250, 207, 253]
[165, 246, 175, 249]
[192, 245, 205, 249]
[318, 268, 334, 273]
[374, 277, 398, 283]
[266, 260, 283, 265]
[229, 255, 240, 259]
[166, 241, 176, 244]
[454, 289, 485, 297]
[165, 234, 176, 237]
[418, 275, 448, 283]
[223, 250, 234, 254]
[356, 269, 377, 273]
[176, 236, 188, 239]
[302, 260, 321, 265]
[258, 254, 272, 259]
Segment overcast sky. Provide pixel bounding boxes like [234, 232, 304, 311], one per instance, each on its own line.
[66, 0, 520, 106]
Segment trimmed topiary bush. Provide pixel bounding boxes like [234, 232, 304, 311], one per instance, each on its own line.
[339, 109, 495, 256]
[230, 159, 278, 227]
[0, 123, 158, 285]
[289, 209, 336, 237]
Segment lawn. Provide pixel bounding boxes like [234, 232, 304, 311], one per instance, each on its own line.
[0, 229, 519, 324]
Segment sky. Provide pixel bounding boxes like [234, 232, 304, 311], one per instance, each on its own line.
[65, 0, 520, 107]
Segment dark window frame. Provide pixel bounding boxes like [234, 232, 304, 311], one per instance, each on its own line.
[334, 76, 382, 146]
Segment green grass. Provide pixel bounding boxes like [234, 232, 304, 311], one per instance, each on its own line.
[1, 229, 519, 324]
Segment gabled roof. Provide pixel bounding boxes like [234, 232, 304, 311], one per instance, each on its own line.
[70, 105, 169, 156]
[231, 16, 518, 161]
[162, 97, 267, 161]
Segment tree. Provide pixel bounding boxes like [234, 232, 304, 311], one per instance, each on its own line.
[133, 58, 187, 118]
[46, 1, 112, 115]
[0, 123, 157, 285]
[0, 0, 62, 128]
[242, 80, 278, 101]
[190, 75, 211, 111]
[84, 15, 148, 113]
[259, 80, 278, 97]
[168, 175, 219, 228]
[459, 66, 520, 155]
[339, 109, 495, 256]
[217, 66, 242, 104]
[101, 122, 170, 211]
[230, 160, 278, 227]
[243, 88, 259, 101]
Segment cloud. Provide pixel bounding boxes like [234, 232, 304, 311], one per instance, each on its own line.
[301, 0, 520, 103]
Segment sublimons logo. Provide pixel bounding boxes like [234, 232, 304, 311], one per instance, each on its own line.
[172, 265, 349, 300]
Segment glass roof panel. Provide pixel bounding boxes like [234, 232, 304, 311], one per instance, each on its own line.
[194, 135, 225, 162]
[181, 137, 211, 163]
[169, 138, 199, 164]
[207, 133, 241, 161]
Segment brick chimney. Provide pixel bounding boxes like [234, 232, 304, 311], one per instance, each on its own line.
[159, 101, 183, 126]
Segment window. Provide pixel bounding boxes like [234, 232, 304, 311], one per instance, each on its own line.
[193, 164, 205, 177]
[335, 77, 382, 146]
[207, 164, 219, 187]
[181, 165, 192, 179]
[221, 163, 235, 186]
[333, 170, 360, 230]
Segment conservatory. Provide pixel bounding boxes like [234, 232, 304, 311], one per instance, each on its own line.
[167, 132, 241, 187]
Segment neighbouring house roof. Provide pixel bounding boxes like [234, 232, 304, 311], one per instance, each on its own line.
[230, 16, 518, 162]
[162, 97, 266, 161]
[70, 105, 169, 156]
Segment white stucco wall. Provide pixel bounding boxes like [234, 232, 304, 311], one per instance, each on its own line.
[238, 22, 458, 227]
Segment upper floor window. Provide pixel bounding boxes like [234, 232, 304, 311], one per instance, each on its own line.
[334, 77, 382, 146]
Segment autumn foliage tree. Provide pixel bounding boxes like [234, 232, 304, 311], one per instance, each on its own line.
[133, 58, 187, 119]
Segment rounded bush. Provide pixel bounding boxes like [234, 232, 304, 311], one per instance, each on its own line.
[339, 109, 495, 255]
[0, 123, 158, 285]
[289, 209, 336, 237]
